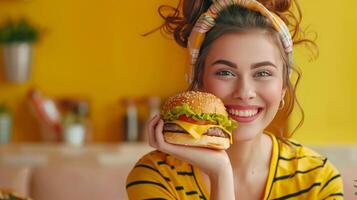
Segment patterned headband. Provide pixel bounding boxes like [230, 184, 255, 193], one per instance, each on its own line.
[186, 0, 293, 83]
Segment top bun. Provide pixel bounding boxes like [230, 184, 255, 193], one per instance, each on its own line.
[161, 91, 228, 116]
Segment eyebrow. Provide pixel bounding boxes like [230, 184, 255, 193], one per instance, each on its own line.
[212, 59, 277, 69]
[251, 61, 277, 69]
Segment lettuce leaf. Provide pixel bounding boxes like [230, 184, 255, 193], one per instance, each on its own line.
[161, 103, 238, 131]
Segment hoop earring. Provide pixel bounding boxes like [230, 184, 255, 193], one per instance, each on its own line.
[279, 99, 285, 110]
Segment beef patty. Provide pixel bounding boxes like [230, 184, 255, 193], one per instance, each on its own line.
[163, 123, 230, 138]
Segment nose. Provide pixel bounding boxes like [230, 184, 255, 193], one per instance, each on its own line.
[232, 77, 256, 101]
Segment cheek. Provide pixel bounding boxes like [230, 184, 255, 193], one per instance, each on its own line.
[259, 80, 283, 107]
[201, 72, 233, 99]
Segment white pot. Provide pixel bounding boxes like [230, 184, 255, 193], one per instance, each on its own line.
[3, 42, 33, 83]
[63, 124, 85, 146]
[0, 113, 12, 144]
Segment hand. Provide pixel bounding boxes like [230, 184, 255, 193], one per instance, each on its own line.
[147, 115, 232, 177]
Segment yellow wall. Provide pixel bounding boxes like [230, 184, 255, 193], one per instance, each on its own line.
[0, 0, 356, 144]
[291, 0, 357, 144]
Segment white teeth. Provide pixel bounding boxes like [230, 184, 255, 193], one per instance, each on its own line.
[228, 109, 259, 117]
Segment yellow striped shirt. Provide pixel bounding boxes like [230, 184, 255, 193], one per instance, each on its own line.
[126, 133, 343, 199]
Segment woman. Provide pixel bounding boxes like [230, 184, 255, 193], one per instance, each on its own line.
[126, 0, 344, 199]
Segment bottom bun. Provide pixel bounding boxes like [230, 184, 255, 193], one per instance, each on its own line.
[164, 132, 230, 150]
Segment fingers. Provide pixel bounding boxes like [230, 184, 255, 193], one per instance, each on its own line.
[147, 114, 160, 148]
[148, 115, 169, 152]
[154, 119, 165, 148]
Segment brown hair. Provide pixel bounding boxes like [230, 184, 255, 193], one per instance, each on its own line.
[147, 0, 317, 141]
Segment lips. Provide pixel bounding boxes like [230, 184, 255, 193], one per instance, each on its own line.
[225, 105, 263, 123]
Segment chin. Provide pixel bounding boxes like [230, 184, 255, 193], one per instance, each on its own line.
[232, 126, 263, 142]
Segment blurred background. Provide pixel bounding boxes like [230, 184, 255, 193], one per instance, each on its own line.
[0, 0, 188, 143]
[0, 0, 356, 199]
[0, 0, 355, 144]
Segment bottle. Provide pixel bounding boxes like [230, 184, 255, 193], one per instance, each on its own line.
[28, 89, 62, 142]
[73, 100, 92, 142]
[63, 113, 85, 146]
[60, 99, 90, 145]
[0, 104, 12, 144]
[147, 96, 161, 121]
[122, 98, 139, 142]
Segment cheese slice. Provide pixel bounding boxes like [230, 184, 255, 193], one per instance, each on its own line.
[171, 120, 233, 144]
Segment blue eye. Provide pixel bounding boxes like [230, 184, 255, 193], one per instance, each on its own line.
[215, 70, 235, 77]
[255, 71, 272, 77]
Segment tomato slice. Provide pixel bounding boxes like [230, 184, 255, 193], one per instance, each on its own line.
[178, 115, 212, 125]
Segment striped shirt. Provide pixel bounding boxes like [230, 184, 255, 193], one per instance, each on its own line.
[126, 133, 343, 199]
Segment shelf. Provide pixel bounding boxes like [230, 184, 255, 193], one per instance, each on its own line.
[0, 142, 154, 167]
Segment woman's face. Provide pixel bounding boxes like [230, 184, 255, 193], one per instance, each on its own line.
[201, 31, 286, 141]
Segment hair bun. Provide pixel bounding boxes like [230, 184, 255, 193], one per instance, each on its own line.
[259, 0, 292, 12]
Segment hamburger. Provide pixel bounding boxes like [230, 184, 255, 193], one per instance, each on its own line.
[160, 91, 238, 150]
[0, 189, 32, 200]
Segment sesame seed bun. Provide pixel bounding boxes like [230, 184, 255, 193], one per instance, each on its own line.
[161, 91, 228, 117]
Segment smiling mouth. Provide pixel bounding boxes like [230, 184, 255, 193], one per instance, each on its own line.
[227, 108, 263, 118]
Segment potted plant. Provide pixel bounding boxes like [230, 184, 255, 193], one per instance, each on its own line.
[0, 19, 39, 83]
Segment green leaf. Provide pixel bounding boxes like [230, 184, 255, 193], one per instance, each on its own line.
[0, 19, 39, 44]
[161, 103, 238, 130]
